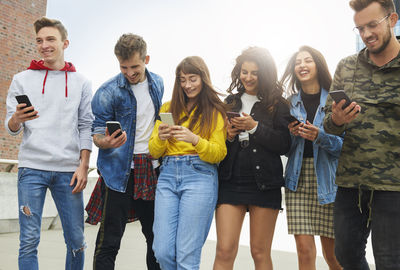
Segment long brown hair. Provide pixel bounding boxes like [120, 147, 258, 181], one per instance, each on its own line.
[227, 47, 284, 112]
[280, 45, 332, 97]
[170, 56, 226, 139]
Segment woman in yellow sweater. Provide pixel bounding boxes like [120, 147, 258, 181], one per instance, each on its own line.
[149, 56, 227, 270]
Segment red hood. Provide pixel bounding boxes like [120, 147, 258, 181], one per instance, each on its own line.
[28, 60, 76, 72]
[27, 60, 76, 97]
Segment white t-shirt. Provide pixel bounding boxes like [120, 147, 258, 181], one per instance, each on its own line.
[130, 78, 155, 167]
[239, 92, 259, 142]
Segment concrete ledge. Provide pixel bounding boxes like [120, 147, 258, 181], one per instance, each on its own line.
[0, 172, 98, 233]
[0, 218, 55, 233]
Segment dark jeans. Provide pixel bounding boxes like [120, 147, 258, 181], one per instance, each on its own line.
[93, 170, 160, 270]
[334, 187, 400, 270]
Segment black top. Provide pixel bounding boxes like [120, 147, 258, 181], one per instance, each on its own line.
[218, 93, 292, 191]
[301, 90, 321, 158]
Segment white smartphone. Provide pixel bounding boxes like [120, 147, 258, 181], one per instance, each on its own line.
[159, 112, 175, 126]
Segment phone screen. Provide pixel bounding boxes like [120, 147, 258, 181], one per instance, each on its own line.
[285, 114, 300, 124]
[160, 113, 175, 126]
[329, 90, 352, 109]
[15, 95, 34, 114]
[227, 111, 241, 121]
[106, 121, 122, 138]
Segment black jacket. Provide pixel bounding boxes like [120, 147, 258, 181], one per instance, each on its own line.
[218, 94, 291, 190]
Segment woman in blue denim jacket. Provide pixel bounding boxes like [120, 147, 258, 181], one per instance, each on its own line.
[281, 46, 343, 270]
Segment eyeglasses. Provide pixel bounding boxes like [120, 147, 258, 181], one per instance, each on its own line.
[353, 14, 391, 35]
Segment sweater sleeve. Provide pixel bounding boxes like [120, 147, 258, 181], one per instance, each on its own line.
[194, 112, 227, 164]
[148, 103, 169, 159]
[78, 79, 94, 151]
[5, 76, 24, 135]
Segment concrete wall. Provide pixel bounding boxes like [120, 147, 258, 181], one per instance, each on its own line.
[0, 0, 47, 172]
[0, 172, 98, 233]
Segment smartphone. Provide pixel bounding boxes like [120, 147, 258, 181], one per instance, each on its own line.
[285, 114, 300, 124]
[227, 111, 241, 121]
[15, 95, 34, 114]
[159, 112, 175, 126]
[106, 121, 122, 138]
[329, 90, 352, 109]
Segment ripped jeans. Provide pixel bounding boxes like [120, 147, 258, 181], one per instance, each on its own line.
[18, 168, 85, 270]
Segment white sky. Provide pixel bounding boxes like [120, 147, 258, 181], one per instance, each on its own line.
[46, 0, 358, 170]
[45, 3, 376, 262]
[47, 0, 357, 98]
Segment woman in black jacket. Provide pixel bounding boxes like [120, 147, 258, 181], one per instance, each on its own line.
[213, 47, 291, 270]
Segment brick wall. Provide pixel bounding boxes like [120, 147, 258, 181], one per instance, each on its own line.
[0, 0, 47, 171]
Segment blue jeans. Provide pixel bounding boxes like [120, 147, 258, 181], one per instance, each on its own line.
[334, 187, 400, 270]
[153, 156, 218, 270]
[18, 168, 85, 270]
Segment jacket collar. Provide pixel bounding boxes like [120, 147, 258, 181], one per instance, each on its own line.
[290, 88, 329, 107]
[27, 60, 76, 98]
[358, 39, 400, 68]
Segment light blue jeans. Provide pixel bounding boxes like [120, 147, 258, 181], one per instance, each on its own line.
[152, 155, 218, 270]
[18, 168, 85, 270]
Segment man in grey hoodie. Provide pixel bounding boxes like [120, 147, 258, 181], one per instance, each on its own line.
[5, 17, 93, 270]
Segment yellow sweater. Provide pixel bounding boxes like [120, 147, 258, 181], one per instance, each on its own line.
[149, 102, 227, 164]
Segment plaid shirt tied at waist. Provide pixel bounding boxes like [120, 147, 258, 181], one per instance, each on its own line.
[85, 154, 158, 225]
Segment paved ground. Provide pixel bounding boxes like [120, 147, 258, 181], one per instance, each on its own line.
[0, 221, 376, 270]
[0, 223, 316, 270]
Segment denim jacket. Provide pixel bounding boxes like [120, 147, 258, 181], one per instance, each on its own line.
[284, 88, 343, 204]
[91, 70, 164, 192]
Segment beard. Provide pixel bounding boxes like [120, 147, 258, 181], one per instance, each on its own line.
[368, 25, 392, 55]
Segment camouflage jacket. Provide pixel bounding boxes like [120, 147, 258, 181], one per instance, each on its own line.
[323, 47, 400, 191]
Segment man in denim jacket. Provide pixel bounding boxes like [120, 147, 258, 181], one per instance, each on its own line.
[88, 34, 163, 270]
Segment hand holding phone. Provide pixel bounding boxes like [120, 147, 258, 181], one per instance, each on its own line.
[15, 95, 35, 114]
[330, 90, 361, 126]
[106, 121, 123, 138]
[227, 112, 242, 131]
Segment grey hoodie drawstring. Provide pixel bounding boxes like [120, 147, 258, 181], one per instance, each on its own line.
[42, 70, 68, 97]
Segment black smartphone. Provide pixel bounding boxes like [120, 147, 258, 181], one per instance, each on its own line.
[329, 90, 352, 109]
[285, 114, 300, 124]
[227, 111, 241, 121]
[15, 95, 34, 114]
[106, 121, 123, 138]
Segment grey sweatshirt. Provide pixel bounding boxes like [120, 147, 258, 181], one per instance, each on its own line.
[5, 68, 94, 172]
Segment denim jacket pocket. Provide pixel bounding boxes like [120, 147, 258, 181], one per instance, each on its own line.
[115, 107, 131, 118]
[115, 108, 132, 128]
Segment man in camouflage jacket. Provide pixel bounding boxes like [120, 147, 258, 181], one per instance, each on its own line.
[323, 0, 400, 268]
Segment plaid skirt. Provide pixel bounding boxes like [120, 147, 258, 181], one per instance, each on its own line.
[285, 157, 334, 238]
